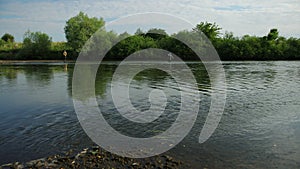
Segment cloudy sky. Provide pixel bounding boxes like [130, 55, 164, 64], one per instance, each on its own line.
[0, 0, 299, 42]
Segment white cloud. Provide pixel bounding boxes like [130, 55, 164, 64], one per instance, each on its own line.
[0, 0, 299, 41]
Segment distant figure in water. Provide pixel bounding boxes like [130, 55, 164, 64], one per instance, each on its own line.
[63, 50, 67, 62]
[168, 52, 174, 62]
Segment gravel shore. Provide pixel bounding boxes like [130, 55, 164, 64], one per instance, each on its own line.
[0, 146, 185, 169]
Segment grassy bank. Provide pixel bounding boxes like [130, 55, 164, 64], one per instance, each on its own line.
[0, 42, 77, 60]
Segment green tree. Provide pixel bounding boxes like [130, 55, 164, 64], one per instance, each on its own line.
[193, 22, 222, 41]
[1, 33, 14, 43]
[64, 11, 105, 52]
[172, 30, 203, 59]
[82, 29, 118, 59]
[0, 39, 5, 46]
[134, 28, 144, 35]
[106, 34, 157, 60]
[261, 28, 281, 59]
[145, 28, 168, 40]
[19, 30, 52, 59]
[267, 28, 279, 41]
[239, 35, 260, 60]
[216, 32, 240, 60]
[119, 32, 130, 40]
[284, 37, 300, 60]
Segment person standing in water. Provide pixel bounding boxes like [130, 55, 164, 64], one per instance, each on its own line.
[168, 52, 174, 62]
[63, 50, 67, 62]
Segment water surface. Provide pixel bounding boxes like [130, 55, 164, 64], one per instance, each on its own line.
[0, 61, 299, 168]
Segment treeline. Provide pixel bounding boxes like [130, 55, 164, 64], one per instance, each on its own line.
[0, 31, 74, 60]
[215, 30, 300, 60]
[0, 12, 299, 61]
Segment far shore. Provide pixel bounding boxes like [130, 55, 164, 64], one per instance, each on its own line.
[0, 60, 75, 64]
[1, 59, 300, 65]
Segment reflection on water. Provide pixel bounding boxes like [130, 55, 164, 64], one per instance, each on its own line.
[0, 61, 299, 168]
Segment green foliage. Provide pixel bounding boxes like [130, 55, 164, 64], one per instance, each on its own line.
[19, 30, 52, 59]
[1, 16, 300, 61]
[193, 22, 222, 41]
[99, 26, 300, 61]
[267, 28, 279, 41]
[106, 28, 201, 61]
[0, 40, 16, 51]
[80, 29, 118, 60]
[51, 42, 70, 51]
[64, 11, 105, 52]
[171, 30, 201, 60]
[119, 32, 130, 39]
[134, 28, 144, 35]
[1, 33, 14, 43]
[0, 39, 5, 46]
[0, 33, 20, 58]
[106, 34, 157, 60]
[215, 29, 300, 60]
[145, 28, 168, 40]
[284, 38, 300, 59]
[0, 33, 21, 60]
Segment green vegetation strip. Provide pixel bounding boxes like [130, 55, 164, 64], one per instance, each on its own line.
[1, 12, 300, 61]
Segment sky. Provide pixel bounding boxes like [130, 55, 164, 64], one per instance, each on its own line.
[0, 0, 299, 42]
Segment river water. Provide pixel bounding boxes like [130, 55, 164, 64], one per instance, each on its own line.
[0, 61, 299, 168]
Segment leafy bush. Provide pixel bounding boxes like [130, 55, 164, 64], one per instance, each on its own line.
[18, 31, 52, 59]
[1, 33, 14, 43]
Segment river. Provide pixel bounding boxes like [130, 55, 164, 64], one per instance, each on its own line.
[0, 61, 299, 168]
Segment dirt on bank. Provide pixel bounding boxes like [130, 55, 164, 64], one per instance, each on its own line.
[0, 146, 186, 169]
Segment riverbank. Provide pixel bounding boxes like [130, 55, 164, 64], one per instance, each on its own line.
[0, 60, 75, 64]
[0, 146, 184, 169]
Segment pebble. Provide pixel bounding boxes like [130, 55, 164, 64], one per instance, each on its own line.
[0, 147, 183, 169]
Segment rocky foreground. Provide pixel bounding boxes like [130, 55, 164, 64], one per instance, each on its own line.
[0, 146, 185, 169]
